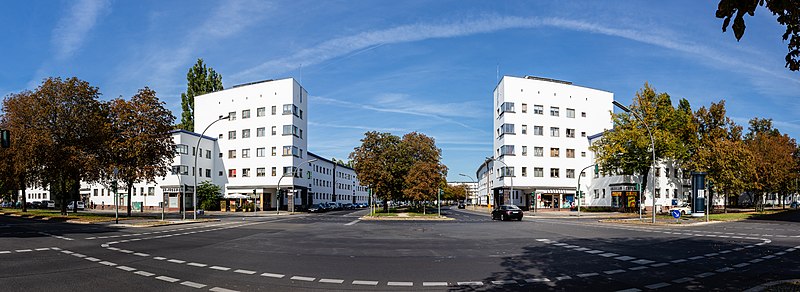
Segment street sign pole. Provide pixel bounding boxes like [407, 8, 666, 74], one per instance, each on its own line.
[437, 188, 441, 217]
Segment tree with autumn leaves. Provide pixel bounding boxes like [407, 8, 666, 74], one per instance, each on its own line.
[0, 77, 174, 215]
[593, 83, 800, 211]
[350, 131, 447, 212]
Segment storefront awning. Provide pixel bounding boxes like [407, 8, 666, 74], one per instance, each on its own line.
[224, 194, 250, 199]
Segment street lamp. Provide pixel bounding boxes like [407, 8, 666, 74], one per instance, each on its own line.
[193, 115, 230, 220]
[486, 157, 512, 209]
[276, 158, 318, 215]
[458, 173, 477, 210]
[612, 100, 657, 224]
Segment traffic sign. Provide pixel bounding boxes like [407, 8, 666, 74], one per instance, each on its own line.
[671, 210, 681, 219]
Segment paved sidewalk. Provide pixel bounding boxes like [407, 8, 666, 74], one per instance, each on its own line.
[455, 205, 634, 219]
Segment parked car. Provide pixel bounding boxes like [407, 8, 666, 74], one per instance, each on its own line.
[327, 202, 342, 211]
[342, 203, 354, 210]
[66, 201, 85, 211]
[491, 205, 523, 221]
[457, 202, 466, 209]
[45, 200, 55, 209]
[669, 204, 692, 216]
[307, 204, 326, 213]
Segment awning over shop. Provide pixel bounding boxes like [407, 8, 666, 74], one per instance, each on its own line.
[224, 194, 250, 199]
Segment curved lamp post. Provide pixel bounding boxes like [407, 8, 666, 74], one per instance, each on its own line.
[486, 157, 512, 209]
[612, 100, 656, 224]
[276, 158, 318, 215]
[458, 173, 477, 210]
[193, 115, 229, 220]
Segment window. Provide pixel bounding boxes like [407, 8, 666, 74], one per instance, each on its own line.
[206, 150, 211, 159]
[566, 108, 575, 118]
[550, 168, 560, 178]
[242, 129, 250, 138]
[581, 112, 587, 117]
[228, 150, 236, 159]
[594, 189, 599, 199]
[283, 146, 292, 156]
[521, 125, 528, 135]
[665, 168, 670, 178]
[500, 124, 515, 135]
[257, 168, 265, 177]
[673, 189, 678, 198]
[257, 127, 265, 137]
[522, 146, 528, 156]
[500, 145, 514, 156]
[271, 126, 276, 135]
[283, 104, 293, 115]
[550, 127, 559, 137]
[566, 149, 575, 158]
[521, 167, 528, 177]
[176, 144, 189, 155]
[242, 109, 250, 119]
[272, 167, 276, 176]
[256, 148, 265, 157]
[566, 128, 575, 138]
[521, 103, 527, 113]
[500, 166, 514, 177]
[566, 169, 575, 178]
[581, 131, 586, 137]
[534, 147, 543, 157]
[550, 106, 559, 116]
[242, 168, 250, 177]
[674, 168, 679, 178]
[148, 187, 154, 196]
[205, 169, 211, 177]
[228, 131, 236, 139]
[581, 151, 586, 157]
[228, 169, 237, 177]
[283, 125, 292, 135]
[228, 111, 236, 120]
[500, 102, 515, 114]
[534, 105, 543, 115]
[655, 167, 661, 177]
[219, 171, 223, 176]
[242, 149, 250, 158]
[192, 147, 196, 156]
[534, 126, 543, 136]
[257, 107, 265, 117]
[272, 147, 276, 156]
[219, 152, 223, 158]
[602, 189, 606, 198]
[550, 148, 560, 157]
[655, 188, 661, 198]
[534, 167, 544, 177]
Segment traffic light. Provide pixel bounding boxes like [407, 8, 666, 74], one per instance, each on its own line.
[0, 130, 9, 148]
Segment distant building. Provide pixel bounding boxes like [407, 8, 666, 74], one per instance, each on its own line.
[447, 181, 478, 204]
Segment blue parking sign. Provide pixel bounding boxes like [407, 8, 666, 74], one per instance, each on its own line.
[671, 210, 681, 219]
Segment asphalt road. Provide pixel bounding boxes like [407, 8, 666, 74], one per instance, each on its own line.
[1, 207, 799, 291]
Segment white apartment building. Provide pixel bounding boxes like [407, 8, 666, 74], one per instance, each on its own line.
[307, 152, 369, 206]
[488, 75, 614, 209]
[446, 181, 478, 204]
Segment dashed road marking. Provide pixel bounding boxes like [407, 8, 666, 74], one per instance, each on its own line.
[116, 266, 136, 272]
[134, 271, 155, 277]
[733, 263, 750, 268]
[261, 273, 285, 278]
[209, 287, 239, 292]
[423, 282, 448, 287]
[155, 276, 180, 283]
[167, 259, 186, 264]
[319, 278, 344, 284]
[353, 280, 379, 285]
[290, 276, 316, 282]
[99, 261, 117, 266]
[525, 278, 550, 283]
[344, 219, 360, 226]
[234, 269, 256, 275]
[615, 256, 635, 261]
[651, 263, 669, 267]
[696, 272, 715, 278]
[555, 276, 572, 281]
[387, 281, 413, 286]
[604, 269, 626, 275]
[577, 273, 599, 278]
[187, 262, 207, 267]
[210, 266, 230, 271]
[632, 259, 654, 265]
[491, 280, 517, 285]
[673, 277, 694, 283]
[456, 281, 483, 286]
[645, 282, 670, 289]
[180, 281, 207, 289]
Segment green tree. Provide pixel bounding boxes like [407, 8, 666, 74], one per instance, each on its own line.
[443, 184, 468, 202]
[106, 87, 175, 216]
[196, 181, 222, 211]
[743, 118, 798, 211]
[1, 90, 47, 212]
[349, 132, 404, 212]
[400, 132, 447, 211]
[716, 0, 800, 71]
[178, 59, 223, 131]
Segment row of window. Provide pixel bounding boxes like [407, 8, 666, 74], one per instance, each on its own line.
[224, 125, 303, 140]
[26, 193, 49, 200]
[176, 144, 212, 159]
[498, 146, 586, 158]
[226, 104, 304, 121]
[499, 124, 586, 138]
[224, 146, 305, 159]
[92, 187, 155, 196]
[500, 166, 585, 179]
[313, 194, 368, 202]
[591, 188, 682, 199]
[499, 102, 587, 118]
[172, 165, 212, 178]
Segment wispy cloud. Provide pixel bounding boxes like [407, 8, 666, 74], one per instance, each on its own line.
[308, 121, 407, 133]
[310, 95, 486, 133]
[51, 0, 110, 60]
[233, 14, 799, 93]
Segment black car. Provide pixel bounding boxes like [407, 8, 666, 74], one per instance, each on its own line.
[491, 205, 523, 221]
[457, 202, 466, 209]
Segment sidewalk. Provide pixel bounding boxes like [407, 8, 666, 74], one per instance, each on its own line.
[456, 206, 634, 219]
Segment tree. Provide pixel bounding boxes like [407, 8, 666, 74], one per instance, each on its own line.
[196, 181, 222, 211]
[743, 118, 798, 211]
[1, 90, 47, 212]
[400, 132, 447, 211]
[349, 132, 403, 212]
[178, 59, 223, 131]
[106, 87, 175, 216]
[443, 184, 468, 202]
[716, 0, 800, 71]
[31, 77, 109, 215]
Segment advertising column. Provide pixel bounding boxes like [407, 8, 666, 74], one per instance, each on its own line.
[691, 172, 706, 217]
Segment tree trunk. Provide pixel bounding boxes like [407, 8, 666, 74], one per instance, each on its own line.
[20, 188, 27, 212]
[127, 182, 133, 217]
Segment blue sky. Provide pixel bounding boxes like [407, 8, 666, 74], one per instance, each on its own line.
[2, 0, 799, 181]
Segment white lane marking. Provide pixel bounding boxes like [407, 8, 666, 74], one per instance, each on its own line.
[491, 280, 517, 285]
[696, 272, 715, 278]
[318, 278, 345, 284]
[153, 256, 167, 260]
[59, 250, 73, 254]
[85, 257, 101, 262]
[604, 269, 626, 275]
[525, 278, 550, 283]
[645, 283, 670, 289]
[344, 220, 360, 226]
[733, 263, 750, 268]
[133, 253, 149, 257]
[555, 276, 572, 281]
[187, 262, 207, 267]
[750, 259, 764, 263]
[553, 243, 568, 246]
[456, 281, 483, 286]
[688, 256, 704, 260]
[599, 253, 619, 257]
[134, 271, 155, 277]
[290, 276, 316, 282]
[632, 259, 654, 265]
[615, 256, 636, 261]
[16, 249, 33, 253]
[210, 266, 230, 271]
[673, 277, 694, 283]
[716, 267, 733, 272]
[180, 281, 207, 289]
[234, 269, 256, 275]
[387, 281, 414, 286]
[423, 282, 449, 286]
[209, 287, 239, 292]
[35, 248, 50, 251]
[116, 266, 136, 272]
[577, 273, 599, 278]
[763, 255, 776, 259]
[261, 273, 285, 278]
[0, 251, 10, 254]
[704, 253, 719, 257]
[651, 263, 669, 267]
[585, 250, 604, 254]
[670, 259, 687, 263]
[99, 261, 117, 266]
[167, 259, 186, 264]
[155, 276, 180, 283]
[574, 247, 590, 251]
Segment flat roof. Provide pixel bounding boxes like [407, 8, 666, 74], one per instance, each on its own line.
[308, 152, 355, 171]
[500, 75, 613, 94]
[169, 129, 218, 141]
